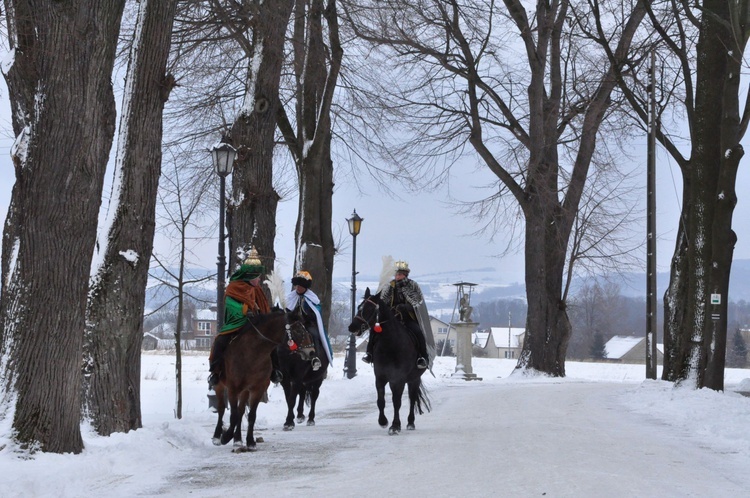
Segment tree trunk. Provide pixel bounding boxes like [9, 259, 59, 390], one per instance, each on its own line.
[84, 0, 178, 435]
[287, 0, 342, 326]
[0, 1, 126, 453]
[518, 200, 571, 376]
[662, 1, 745, 390]
[228, 0, 293, 274]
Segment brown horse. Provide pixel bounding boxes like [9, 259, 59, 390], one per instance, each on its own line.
[211, 310, 308, 451]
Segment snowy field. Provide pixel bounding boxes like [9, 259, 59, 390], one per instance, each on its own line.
[2, 352, 750, 497]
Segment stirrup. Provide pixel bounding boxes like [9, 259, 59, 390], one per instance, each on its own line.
[362, 353, 372, 364]
[311, 357, 322, 371]
[207, 372, 220, 388]
[417, 357, 428, 369]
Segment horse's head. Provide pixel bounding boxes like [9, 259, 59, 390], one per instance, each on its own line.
[348, 287, 383, 336]
[284, 310, 316, 360]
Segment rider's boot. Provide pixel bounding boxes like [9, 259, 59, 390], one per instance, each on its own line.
[362, 339, 374, 364]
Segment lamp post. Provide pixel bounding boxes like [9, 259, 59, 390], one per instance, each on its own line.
[210, 139, 236, 331]
[344, 209, 363, 379]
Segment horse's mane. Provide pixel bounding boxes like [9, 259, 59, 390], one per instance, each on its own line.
[246, 309, 285, 327]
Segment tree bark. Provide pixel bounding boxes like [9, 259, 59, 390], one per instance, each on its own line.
[227, 0, 293, 275]
[84, 0, 178, 435]
[281, 0, 341, 325]
[661, 0, 745, 390]
[0, 0, 126, 453]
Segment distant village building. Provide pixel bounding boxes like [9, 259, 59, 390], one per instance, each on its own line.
[142, 332, 160, 351]
[193, 308, 217, 350]
[142, 308, 217, 351]
[603, 335, 664, 365]
[430, 316, 455, 351]
[474, 327, 525, 359]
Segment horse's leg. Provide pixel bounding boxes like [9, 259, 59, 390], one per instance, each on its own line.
[376, 377, 388, 428]
[306, 383, 320, 427]
[389, 381, 405, 435]
[220, 388, 239, 446]
[407, 378, 419, 430]
[232, 390, 249, 447]
[296, 389, 306, 424]
[244, 389, 263, 451]
[283, 381, 297, 431]
[212, 386, 227, 445]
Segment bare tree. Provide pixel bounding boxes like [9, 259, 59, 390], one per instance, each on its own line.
[567, 280, 630, 360]
[84, 0, 178, 436]
[597, 1, 750, 389]
[0, 1, 126, 453]
[341, 0, 647, 376]
[277, 0, 343, 324]
[150, 152, 215, 419]
[167, 0, 341, 325]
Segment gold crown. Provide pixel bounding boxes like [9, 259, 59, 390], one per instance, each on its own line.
[395, 260, 410, 272]
[244, 247, 262, 266]
[294, 270, 312, 281]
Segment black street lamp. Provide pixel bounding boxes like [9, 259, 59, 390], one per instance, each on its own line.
[344, 209, 363, 379]
[210, 138, 236, 331]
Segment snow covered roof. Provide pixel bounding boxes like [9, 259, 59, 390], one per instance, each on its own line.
[604, 336, 644, 359]
[195, 309, 216, 321]
[145, 322, 175, 336]
[474, 327, 525, 348]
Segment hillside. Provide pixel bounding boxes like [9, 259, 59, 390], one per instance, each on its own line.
[146, 258, 750, 321]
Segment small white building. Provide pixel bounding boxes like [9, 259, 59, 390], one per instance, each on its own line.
[430, 316, 455, 351]
[474, 327, 525, 359]
[603, 335, 664, 364]
[193, 308, 217, 349]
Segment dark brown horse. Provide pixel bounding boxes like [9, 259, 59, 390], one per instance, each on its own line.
[276, 315, 329, 430]
[348, 288, 431, 435]
[212, 310, 308, 451]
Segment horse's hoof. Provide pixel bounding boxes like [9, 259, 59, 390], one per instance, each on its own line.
[212, 437, 221, 446]
[283, 424, 295, 431]
[232, 445, 257, 453]
[296, 416, 305, 424]
[233, 440, 244, 448]
[378, 417, 388, 427]
[388, 427, 401, 435]
[306, 420, 315, 427]
[407, 424, 415, 430]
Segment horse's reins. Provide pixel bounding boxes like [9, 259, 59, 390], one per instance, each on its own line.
[244, 315, 303, 345]
[355, 298, 389, 331]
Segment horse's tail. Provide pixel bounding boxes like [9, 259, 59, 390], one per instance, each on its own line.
[412, 379, 431, 414]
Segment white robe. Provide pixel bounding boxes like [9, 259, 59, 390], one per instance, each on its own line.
[286, 289, 333, 365]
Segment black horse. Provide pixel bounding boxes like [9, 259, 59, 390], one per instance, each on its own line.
[276, 313, 329, 430]
[348, 288, 431, 435]
[212, 310, 308, 451]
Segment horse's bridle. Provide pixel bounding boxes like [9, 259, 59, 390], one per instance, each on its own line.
[245, 312, 305, 346]
[353, 298, 382, 334]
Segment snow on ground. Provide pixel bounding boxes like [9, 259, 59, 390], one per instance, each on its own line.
[1, 352, 750, 497]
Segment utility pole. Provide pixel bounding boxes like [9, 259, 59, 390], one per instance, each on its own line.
[646, 49, 658, 380]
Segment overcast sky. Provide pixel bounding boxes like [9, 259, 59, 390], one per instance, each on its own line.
[2, 86, 749, 291]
